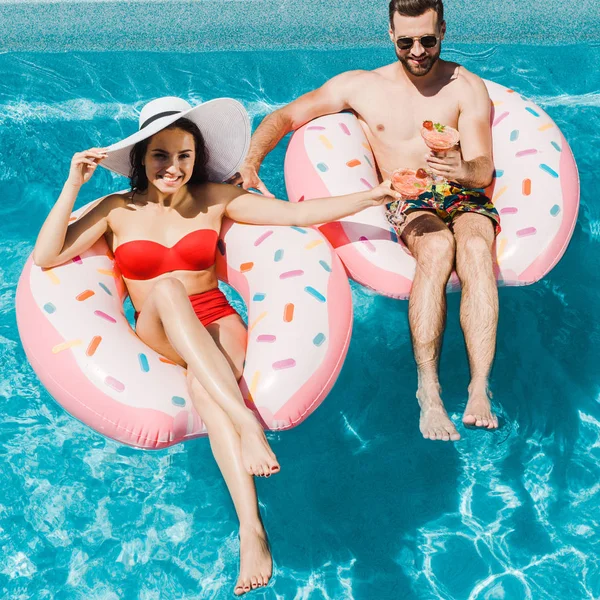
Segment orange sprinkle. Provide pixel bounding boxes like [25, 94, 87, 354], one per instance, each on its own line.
[346, 159, 361, 168]
[492, 185, 508, 203]
[522, 179, 532, 196]
[507, 89, 515, 94]
[492, 101, 504, 106]
[159, 357, 178, 366]
[52, 339, 82, 354]
[86, 336, 102, 356]
[97, 269, 117, 278]
[361, 142, 371, 151]
[42, 268, 60, 285]
[283, 303, 295, 323]
[538, 123, 553, 132]
[249, 311, 268, 333]
[76, 290, 95, 302]
[240, 262, 254, 273]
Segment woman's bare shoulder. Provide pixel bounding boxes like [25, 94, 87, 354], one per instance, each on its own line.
[191, 182, 245, 207]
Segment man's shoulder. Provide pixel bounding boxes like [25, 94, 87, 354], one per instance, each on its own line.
[450, 63, 488, 95]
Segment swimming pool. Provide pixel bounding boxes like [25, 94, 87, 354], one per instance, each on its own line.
[2, 8, 599, 600]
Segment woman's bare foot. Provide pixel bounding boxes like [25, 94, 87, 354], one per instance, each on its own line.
[462, 385, 498, 429]
[234, 525, 273, 596]
[417, 386, 461, 442]
[238, 417, 280, 477]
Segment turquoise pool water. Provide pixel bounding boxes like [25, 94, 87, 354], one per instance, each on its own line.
[1, 42, 599, 598]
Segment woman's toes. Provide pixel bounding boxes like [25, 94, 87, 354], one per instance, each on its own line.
[251, 576, 258, 589]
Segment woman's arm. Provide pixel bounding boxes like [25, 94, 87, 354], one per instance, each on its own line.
[33, 148, 116, 268]
[224, 180, 400, 227]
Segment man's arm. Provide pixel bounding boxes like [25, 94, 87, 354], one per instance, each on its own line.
[426, 73, 494, 189]
[229, 71, 362, 195]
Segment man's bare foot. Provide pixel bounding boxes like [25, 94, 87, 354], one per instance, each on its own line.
[238, 418, 280, 477]
[234, 525, 273, 595]
[462, 385, 498, 429]
[417, 386, 461, 442]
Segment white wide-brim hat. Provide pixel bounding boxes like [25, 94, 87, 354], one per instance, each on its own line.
[101, 96, 251, 183]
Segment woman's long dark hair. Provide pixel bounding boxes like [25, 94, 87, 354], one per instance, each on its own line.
[129, 117, 210, 192]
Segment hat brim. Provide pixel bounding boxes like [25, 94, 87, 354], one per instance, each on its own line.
[100, 98, 250, 183]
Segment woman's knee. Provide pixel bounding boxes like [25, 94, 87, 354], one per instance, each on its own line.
[150, 277, 187, 305]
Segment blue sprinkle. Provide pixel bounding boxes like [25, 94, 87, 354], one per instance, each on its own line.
[305, 286, 326, 303]
[539, 163, 559, 178]
[319, 260, 332, 272]
[363, 154, 373, 168]
[494, 169, 504, 178]
[526, 107, 540, 117]
[43, 303, 56, 314]
[253, 293, 266, 302]
[217, 239, 226, 256]
[98, 282, 112, 296]
[550, 204, 561, 216]
[138, 353, 149, 372]
[291, 226, 308, 234]
[171, 396, 186, 407]
[551, 141, 562, 152]
[317, 163, 329, 172]
[510, 130, 519, 141]
[389, 227, 398, 243]
[274, 249, 284, 262]
[313, 333, 326, 347]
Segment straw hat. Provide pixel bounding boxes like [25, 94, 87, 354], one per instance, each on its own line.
[101, 96, 250, 182]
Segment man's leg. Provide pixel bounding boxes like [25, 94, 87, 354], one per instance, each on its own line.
[400, 211, 460, 441]
[452, 212, 499, 429]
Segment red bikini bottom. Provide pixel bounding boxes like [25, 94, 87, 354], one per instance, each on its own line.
[135, 287, 238, 327]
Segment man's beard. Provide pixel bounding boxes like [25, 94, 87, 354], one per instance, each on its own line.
[396, 47, 441, 76]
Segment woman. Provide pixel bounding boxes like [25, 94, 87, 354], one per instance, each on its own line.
[33, 97, 399, 595]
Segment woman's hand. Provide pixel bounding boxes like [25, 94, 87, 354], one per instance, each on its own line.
[367, 180, 402, 206]
[67, 148, 108, 187]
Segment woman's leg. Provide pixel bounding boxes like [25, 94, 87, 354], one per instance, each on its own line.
[188, 372, 273, 595]
[135, 277, 279, 475]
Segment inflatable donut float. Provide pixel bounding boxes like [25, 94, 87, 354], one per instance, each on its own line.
[284, 79, 579, 298]
[16, 198, 353, 449]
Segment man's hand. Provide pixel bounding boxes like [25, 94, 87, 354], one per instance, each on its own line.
[225, 163, 274, 197]
[425, 148, 466, 184]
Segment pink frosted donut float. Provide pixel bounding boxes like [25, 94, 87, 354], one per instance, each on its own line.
[16, 197, 353, 449]
[284, 79, 580, 299]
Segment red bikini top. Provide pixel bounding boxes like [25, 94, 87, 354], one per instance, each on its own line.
[114, 229, 219, 280]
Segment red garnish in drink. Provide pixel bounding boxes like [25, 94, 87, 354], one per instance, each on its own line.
[415, 168, 427, 179]
[422, 120, 433, 130]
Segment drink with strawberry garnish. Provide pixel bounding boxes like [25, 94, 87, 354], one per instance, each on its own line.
[391, 168, 433, 198]
[421, 120, 460, 152]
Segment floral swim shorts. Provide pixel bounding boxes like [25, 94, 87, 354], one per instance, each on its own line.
[386, 181, 501, 236]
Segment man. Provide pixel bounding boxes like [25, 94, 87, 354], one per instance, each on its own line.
[229, 0, 500, 442]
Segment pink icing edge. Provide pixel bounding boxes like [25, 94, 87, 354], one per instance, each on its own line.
[517, 133, 579, 284]
[285, 124, 413, 299]
[16, 258, 202, 449]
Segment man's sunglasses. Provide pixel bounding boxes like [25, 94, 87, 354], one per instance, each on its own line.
[395, 35, 439, 50]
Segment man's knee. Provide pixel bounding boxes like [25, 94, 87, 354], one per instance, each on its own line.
[417, 231, 456, 270]
[457, 234, 493, 265]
